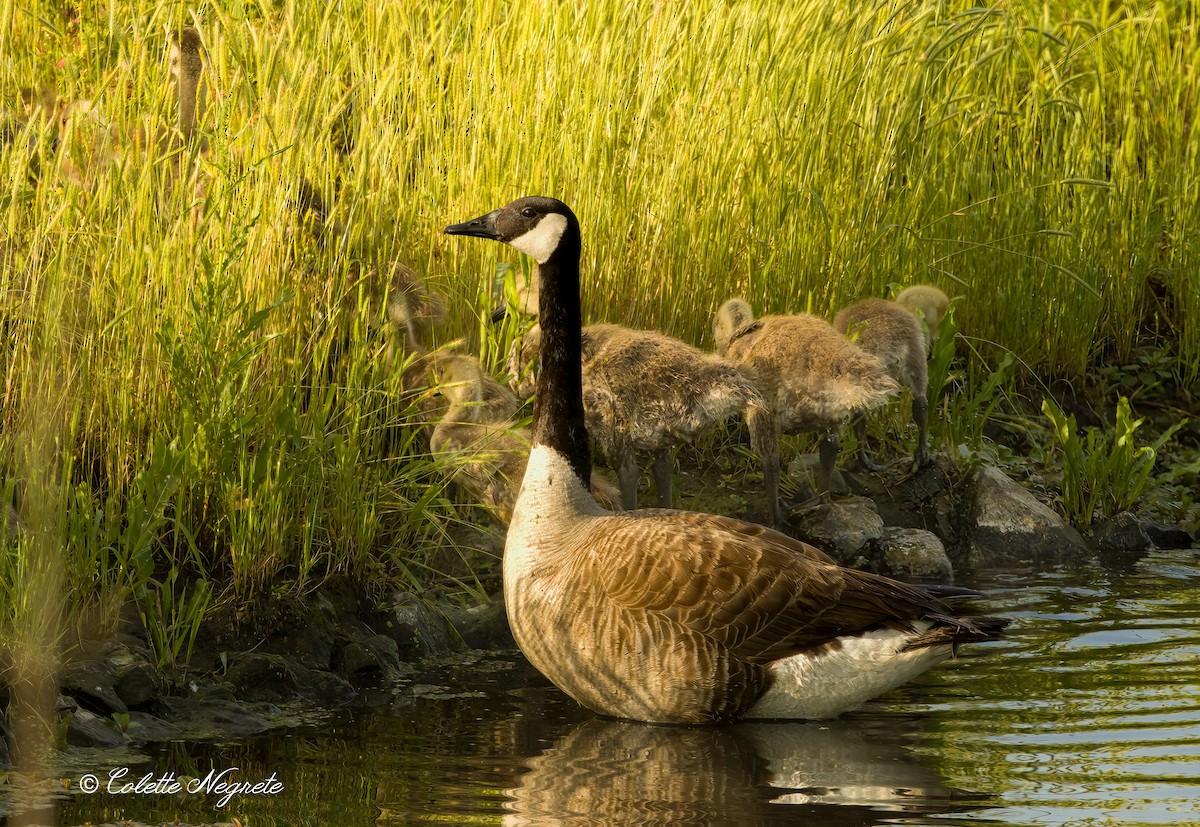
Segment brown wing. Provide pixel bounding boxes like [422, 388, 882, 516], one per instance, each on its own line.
[593, 510, 955, 665]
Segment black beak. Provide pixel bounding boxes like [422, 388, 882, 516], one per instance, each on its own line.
[490, 304, 508, 324]
[444, 209, 501, 239]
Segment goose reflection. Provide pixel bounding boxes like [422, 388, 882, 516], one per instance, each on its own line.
[503, 717, 987, 826]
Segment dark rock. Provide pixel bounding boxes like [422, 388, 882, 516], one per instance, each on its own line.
[262, 592, 339, 670]
[294, 665, 357, 706]
[964, 466, 1088, 566]
[124, 711, 183, 742]
[60, 656, 127, 715]
[66, 707, 127, 748]
[791, 498, 884, 563]
[105, 640, 160, 709]
[448, 594, 515, 650]
[1092, 512, 1155, 556]
[876, 528, 953, 581]
[160, 697, 271, 739]
[1142, 521, 1194, 550]
[224, 652, 299, 702]
[387, 593, 465, 658]
[335, 633, 401, 678]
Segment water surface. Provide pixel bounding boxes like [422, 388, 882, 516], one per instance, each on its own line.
[41, 548, 1200, 826]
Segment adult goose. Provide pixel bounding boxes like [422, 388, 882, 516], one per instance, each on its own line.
[445, 196, 1007, 724]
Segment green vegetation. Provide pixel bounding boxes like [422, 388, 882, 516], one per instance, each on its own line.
[2, 0, 1197, 664]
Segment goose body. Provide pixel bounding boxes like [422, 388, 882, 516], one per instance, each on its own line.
[445, 196, 1006, 724]
[834, 297, 930, 467]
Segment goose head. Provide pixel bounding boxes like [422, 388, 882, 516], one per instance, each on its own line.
[713, 298, 756, 356]
[445, 196, 579, 266]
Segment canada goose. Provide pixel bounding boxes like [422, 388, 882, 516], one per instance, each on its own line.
[445, 196, 1007, 724]
[430, 354, 620, 522]
[508, 322, 777, 517]
[166, 27, 207, 151]
[834, 297, 929, 468]
[894, 285, 950, 352]
[404, 349, 521, 438]
[714, 298, 899, 506]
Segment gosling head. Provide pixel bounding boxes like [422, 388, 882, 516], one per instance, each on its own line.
[168, 27, 205, 84]
[444, 196, 578, 265]
[713, 298, 756, 355]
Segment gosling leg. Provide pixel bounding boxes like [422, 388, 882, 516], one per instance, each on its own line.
[818, 429, 839, 497]
[616, 447, 640, 511]
[652, 446, 675, 508]
[913, 393, 930, 467]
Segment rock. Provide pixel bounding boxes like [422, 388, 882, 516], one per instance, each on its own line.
[335, 633, 401, 679]
[224, 653, 299, 702]
[1141, 521, 1194, 550]
[1092, 511, 1155, 557]
[66, 707, 127, 748]
[262, 592, 339, 670]
[123, 712, 182, 742]
[387, 593, 465, 657]
[294, 665, 357, 706]
[448, 594, 515, 650]
[876, 528, 953, 581]
[791, 498, 884, 563]
[60, 656, 127, 715]
[106, 640, 160, 709]
[160, 697, 271, 739]
[964, 466, 1088, 566]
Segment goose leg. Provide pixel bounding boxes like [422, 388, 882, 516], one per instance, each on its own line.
[818, 429, 839, 496]
[913, 394, 930, 467]
[652, 446, 675, 508]
[616, 447, 640, 511]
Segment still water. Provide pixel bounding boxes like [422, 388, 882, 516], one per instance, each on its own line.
[46, 548, 1200, 826]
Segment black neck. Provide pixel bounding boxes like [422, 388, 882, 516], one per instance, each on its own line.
[532, 234, 592, 486]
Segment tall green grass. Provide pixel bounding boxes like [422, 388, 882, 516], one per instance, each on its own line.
[2, 0, 1196, 637]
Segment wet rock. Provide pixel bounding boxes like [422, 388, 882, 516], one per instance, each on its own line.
[61, 656, 127, 715]
[875, 528, 953, 581]
[791, 498, 884, 563]
[964, 466, 1088, 566]
[387, 593, 465, 657]
[224, 652, 299, 702]
[449, 593, 516, 650]
[294, 665, 357, 706]
[335, 633, 401, 679]
[1092, 512, 1155, 557]
[160, 697, 271, 739]
[1142, 521, 1194, 550]
[124, 711, 182, 743]
[262, 592, 339, 670]
[106, 640, 160, 709]
[66, 707, 127, 748]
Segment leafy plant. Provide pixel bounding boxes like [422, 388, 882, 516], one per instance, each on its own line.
[1042, 396, 1186, 528]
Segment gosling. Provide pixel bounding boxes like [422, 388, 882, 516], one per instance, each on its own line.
[512, 323, 778, 520]
[834, 297, 929, 468]
[894, 285, 950, 353]
[714, 298, 899, 504]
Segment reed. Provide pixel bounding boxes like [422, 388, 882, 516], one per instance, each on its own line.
[2, 0, 1195, 640]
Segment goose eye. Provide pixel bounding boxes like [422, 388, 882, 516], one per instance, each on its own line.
[521, 207, 537, 218]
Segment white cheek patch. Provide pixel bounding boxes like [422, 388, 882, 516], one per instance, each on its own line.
[509, 214, 568, 263]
